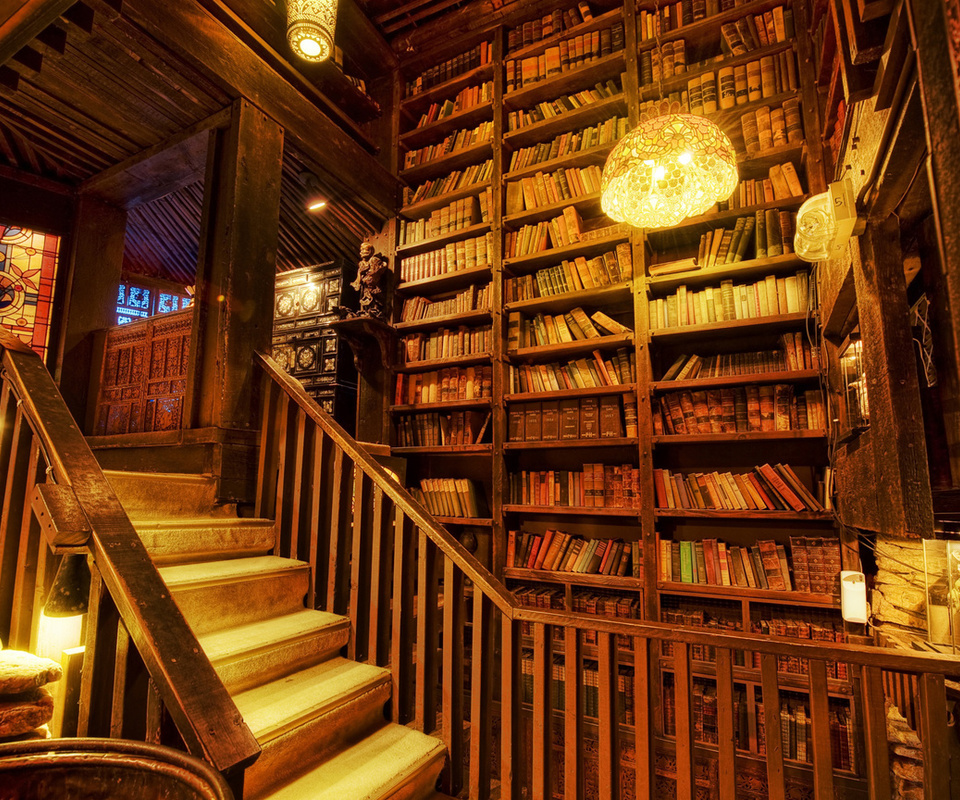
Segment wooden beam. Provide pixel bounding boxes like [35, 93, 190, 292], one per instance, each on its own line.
[123, 0, 397, 221]
[35, 23, 67, 54]
[11, 44, 42, 72]
[0, 65, 19, 91]
[0, 0, 75, 66]
[61, 1, 94, 34]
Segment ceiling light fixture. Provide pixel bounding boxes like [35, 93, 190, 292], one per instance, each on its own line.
[299, 171, 329, 213]
[287, 0, 338, 63]
[601, 107, 739, 229]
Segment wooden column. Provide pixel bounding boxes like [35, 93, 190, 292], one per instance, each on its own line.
[190, 99, 283, 432]
[58, 195, 126, 425]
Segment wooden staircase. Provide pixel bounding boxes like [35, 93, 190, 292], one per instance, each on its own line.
[104, 469, 447, 800]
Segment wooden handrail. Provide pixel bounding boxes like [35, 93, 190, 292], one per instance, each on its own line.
[0, 329, 260, 776]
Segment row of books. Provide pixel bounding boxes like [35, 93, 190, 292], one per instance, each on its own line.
[514, 586, 643, 647]
[405, 42, 493, 97]
[395, 410, 492, 448]
[508, 394, 637, 441]
[400, 325, 492, 364]
[655, 384, 826, 435]
[704, 211, 795, 268]
[504, 248, 630, 302]
[413, 478, 486, 518]
[636, 0, 754, 40]
[741, 98, 803, 155]
[660, 535, 839, 594]
[725, 161, 804, 210]
[506, 115, 628, 173]
[508, 464, 641, 509]
[751, 614, 848, 678]
[505, 164, 603, 213]
[508, 307, 633, 350]
[504, 24, 625, 92]
[647, 270, 813, 331]
[686, 52, 797, 114]
[507, 347, 637, 393]
[394, 365, 493, 404]
[398, 232, 493, 283]
[660, 605, 741, 664]
[399, 283, 493, 322]
[411, 82, 493, 130]
[661, 676, 741, 748]
[504, 205, 586, 256]
[519, 651, 636, 723]
[769, 697, 856, 772]
[402, 120, 493, 170]
[402, 160, 493, 207]
[508, 529, 640, 578]
[397, 191, 492, 249]
[506, 3, 596, 53]
[639, 40, 685, 86]
[506, 79, 622, 132]
[659, 340, 819, 382]
[719, 5, 795, 54]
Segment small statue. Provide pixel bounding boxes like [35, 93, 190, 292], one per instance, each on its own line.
[346, 241, 389, 320]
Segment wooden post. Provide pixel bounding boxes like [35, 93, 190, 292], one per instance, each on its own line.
[190, 98, 283, 433]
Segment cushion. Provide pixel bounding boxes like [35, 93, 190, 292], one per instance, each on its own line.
[0, 650, 62, 694]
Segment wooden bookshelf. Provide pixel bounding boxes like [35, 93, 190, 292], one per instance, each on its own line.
[652, 430, 826, 445]
[651, 369, 820, 391]
[503, 94, 628, 149]
[395, 309, 492, 333]
[400, 62, 495, 115]
[395, 264, 492, 294]
[636, 0, 792, 52]
[433, 515, 494, 526]
[391, 398, 492, 413]
[502, 231, 630, 270]
[503, 191, 603, 229]
[504, 567, 641, 589]
[503, 51, 627, 111]
[645, 198, 808, 248]
[401, 142, 495, 184]
[506, 384, 635, 402]
[654, 508, 834, 521]
[649, 312, 813, 342]
[504, 436, 639, 450]
[393, 444, 494, 455]
[657, 581, 838, 608]
[395, 353, 492, 373]
[509, 332, 634, 359]
[505, 142, 617, 181]
[396, 225, 492, 258]
[400, 180, 493, 218]
[503, 504, 640, 517]
[506, 7, 624, 62]
[400, 102, 494, 151]
[504, 282, 632, 314]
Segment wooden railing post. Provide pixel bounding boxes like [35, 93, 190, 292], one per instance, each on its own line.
[860, 665, 892, 800]
[919, 673, 950, 800]
[760, 654, 786, 800]
[443, 557, 466, 796]
[597, 631, 619, 800]
[500, 615, 521, 800]
[564, 626, 582, 800]
[807, 659, 834, 800]
[414, 529, 440, 734]
[469, 591, 494, 800]
[673, 641, 695, 800]
[391, 510, 415, 723]
[633, 637, 653, 800]
[0, 406, 34, 643]
[715, 647, 736, 800]
[531, 622, 551, 800]
[78, 565, 118, 738]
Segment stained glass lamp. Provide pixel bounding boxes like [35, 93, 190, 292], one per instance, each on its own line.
[287, 0, 337, 63]
[601, 109, 739, 229]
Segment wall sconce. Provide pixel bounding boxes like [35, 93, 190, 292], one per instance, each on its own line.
[287, 0, 338, 63]
[300, 171, 329, 212]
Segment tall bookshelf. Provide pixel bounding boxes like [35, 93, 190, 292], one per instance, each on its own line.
[389, 0, 862, 792]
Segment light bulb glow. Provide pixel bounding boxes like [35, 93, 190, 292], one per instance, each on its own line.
[287, 0, 337, 63]
[308, 199, 327, 211]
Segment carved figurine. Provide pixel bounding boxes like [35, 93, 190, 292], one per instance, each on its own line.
[340, 241, 388, 320]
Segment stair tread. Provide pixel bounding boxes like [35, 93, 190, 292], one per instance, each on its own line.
[198, 609, 348, 663]
[131, 517, 275, 530]
[260, 724, 445, 800]
[159, 555, 307, 587]
[234, 657, 391, 740]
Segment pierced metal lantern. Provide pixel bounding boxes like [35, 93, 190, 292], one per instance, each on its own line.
[287, 0, 338, 63]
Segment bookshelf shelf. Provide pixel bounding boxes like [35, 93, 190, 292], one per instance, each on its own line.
[395, 353, 492, 373]
[651, 369, 820, 391]
[433, 515, 494, 526]
[504, 436, 639, 450]
[502, 231, 630, 270]
[506, 385, 635, 402]
[504, 51, 627, 111]
[401, 181, 493, 219]
[505, 282, 632, 314]
[393, 444, 494, 455]
[738, 143, 806, 174]
[657, 581, 838, 607]
[391, 398, 492, 413]
[401, 62, 495, 115]
[503, 192, 603, 229]
[395, 309, 492, 333]
[395, 264, 492, 293]
[652, 430, 826, 445]
[654, 508, 834, 521]
[503, 94, 628, 149]
[505, 142, 617, 181]
[397, 226, 492, 258]
[506, 8, 624, 61]
[400, 102, 493, 151]
[509, 332, 635, 360]
[401, 142, 495, 185]
[504, 566, 642, 589]
[649, 311, 812, 341]
[503, 504, 640, 517]
[646, 253, 807, 292]
[656, 659, 854, 696]
[636, 0, 792, 53]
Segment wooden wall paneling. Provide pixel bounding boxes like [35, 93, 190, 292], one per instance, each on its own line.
[837, 0, 889, 65]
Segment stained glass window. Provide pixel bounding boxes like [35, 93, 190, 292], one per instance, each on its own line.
[0, 225, 60, 360]
[116, 283, 191, 325]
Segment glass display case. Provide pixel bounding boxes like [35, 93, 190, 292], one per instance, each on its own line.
[922, 539, 960, 654]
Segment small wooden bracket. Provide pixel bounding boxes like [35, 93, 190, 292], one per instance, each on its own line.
[31, 483, 92, 552]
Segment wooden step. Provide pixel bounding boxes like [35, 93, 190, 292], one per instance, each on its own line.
[198, 609, 350, 693]
[254, 723, 446, 800]
[104, 470, 237, 520]
[237, 658, 394, 799]
[159, 556, 309, 636]
[132, 517, 275, 565]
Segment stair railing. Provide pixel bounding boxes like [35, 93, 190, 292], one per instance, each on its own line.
[256, 350, 960, 800]
[0, 329, 259, 789]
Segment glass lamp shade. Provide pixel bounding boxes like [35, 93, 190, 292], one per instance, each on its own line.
[601, 113, 739, 229]
[287, 0, 338, 63]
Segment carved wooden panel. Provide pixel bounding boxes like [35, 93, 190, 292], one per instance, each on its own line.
[94, 310, 192, 435]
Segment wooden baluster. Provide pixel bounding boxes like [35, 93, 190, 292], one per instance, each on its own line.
[366, 486, 389, 665]
[442, 558, 465, 796]
[111, 621, 131, 738]
[760, 654, 786, 800]
[349, 468, 372, 660]
[28, 533, 54, 655]
[255, 375, 278, 519]
[597, 631, 618, 800]
[415, 528, 440, 734]
[807, 659, 834, 800]
[9, 441, 43, 650]
[325, 448, 351, 613]
[288, 406, 307, 561]
[469, 590, 493, 800]
[0, 384, 19, 514]
[78, 566, 118, 737]
[0, 406, 33, 643]
[500, 615, 520, 800]
[564, 626, 582, 800]
[391, 509, 415, 723]
[306, 425, 327, 609]
[272, 393, 291, 557]
[673, 641, 695, 800]
[860, 666, 892, 800]
[633, 637, 653, 800]
[919, 672, 950, 800]
[715, 648, 737, 800]
[532, 622, 551, 800]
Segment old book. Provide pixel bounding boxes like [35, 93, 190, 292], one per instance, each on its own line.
[524, 402, 542, 441]
[599, 395, 624, 438]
